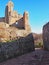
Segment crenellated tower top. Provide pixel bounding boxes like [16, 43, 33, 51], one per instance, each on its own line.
[5, 0, 14, 24]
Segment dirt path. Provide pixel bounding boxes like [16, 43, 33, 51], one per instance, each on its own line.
[0, 48, 44, 65]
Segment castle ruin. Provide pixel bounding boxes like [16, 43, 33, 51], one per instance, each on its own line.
[0, 1, 31, 42]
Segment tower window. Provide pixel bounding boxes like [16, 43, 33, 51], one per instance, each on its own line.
[16, 22, 18, 25]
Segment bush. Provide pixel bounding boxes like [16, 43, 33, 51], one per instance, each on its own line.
[35, 42, 43, 48]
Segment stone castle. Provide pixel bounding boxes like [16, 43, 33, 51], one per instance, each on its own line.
[0, 1, 31, 42]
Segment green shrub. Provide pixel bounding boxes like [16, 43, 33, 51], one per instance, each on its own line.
[35, 42, 43, 48]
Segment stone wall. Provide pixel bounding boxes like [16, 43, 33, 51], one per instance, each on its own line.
[43, 22, 49, 50]
[0, 33, 34, 62]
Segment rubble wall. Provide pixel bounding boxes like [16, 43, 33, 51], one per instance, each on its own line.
[0, 33, 34, 62]
[43, 22, 49, 50]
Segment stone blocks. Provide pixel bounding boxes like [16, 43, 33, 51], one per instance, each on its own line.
[43, 22, 49, 50]
[0, 33, 34, 62]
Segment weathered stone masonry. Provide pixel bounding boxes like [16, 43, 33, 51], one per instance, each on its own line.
[43, 22, 49, 50]
[0, 33, 34, 62]
[0, 0, 35, 62]
[0, 1, 31, 42]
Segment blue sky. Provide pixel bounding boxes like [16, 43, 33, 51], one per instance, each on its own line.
[0, 0, 49, 33]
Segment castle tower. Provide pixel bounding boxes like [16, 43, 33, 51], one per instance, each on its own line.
[23, 11, 29, 30]
[5, 0, 14, 24]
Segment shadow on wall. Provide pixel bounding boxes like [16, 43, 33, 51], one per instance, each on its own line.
[11, 18, 25, 29]
[0, 33, 35, 62]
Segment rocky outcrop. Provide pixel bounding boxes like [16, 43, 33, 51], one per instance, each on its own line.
[43, 22, 49, 50]
[0, 26, 31, 42]
[0, 33, 34, 62]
